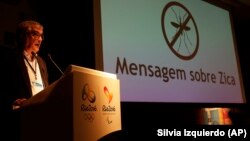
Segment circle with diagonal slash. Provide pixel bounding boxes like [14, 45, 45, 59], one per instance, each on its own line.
[161, 1, 199, 60]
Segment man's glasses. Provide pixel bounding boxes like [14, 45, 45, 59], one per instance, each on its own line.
[27, 31, 44, 40]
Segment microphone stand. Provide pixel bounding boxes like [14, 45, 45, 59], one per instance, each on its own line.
[48, 53, 64, 75]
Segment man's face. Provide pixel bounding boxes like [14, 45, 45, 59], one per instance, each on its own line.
[25, 25, 44, 53]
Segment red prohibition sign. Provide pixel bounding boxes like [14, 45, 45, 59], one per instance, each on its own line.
[161, 1, 199, 60]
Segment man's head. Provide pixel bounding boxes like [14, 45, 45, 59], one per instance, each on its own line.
[16, 20, 44, 53]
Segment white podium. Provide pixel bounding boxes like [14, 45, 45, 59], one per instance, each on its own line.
[20, 65, 121, 141]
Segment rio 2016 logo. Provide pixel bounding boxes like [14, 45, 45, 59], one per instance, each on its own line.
[82, 83, 96, 103]
[104, 86, 113, 104]
[81, 83, 97, 122]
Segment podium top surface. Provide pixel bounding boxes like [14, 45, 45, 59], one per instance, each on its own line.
[64, 65, 117, 79]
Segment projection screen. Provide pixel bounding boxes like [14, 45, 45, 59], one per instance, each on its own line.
[94, 0, 245, 103]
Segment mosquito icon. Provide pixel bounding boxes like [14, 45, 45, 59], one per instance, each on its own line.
[161, 1, 199, 60]
[170, 8, 193, 55]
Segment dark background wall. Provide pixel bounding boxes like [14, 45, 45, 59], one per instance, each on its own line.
[28, 0, 96, 82]
[1, 0, 250, 138]
[0, 0, 95, 82]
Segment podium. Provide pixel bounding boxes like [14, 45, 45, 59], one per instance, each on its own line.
[20, 65, 121, 141]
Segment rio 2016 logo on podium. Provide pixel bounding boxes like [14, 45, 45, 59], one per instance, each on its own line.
[82, 83, 96, 103]
[102, 86, 116, 124]
[81, 83, 97, 122]
[104, 86, 113, 104]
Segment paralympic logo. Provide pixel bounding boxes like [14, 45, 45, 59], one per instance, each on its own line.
[104, 86, 113, 104]
[103, 86, 115, 124]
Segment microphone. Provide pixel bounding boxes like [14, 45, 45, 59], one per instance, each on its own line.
[48, 53, 64, 75]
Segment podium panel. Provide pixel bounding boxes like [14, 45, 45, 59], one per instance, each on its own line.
[20, 65, 121, 141]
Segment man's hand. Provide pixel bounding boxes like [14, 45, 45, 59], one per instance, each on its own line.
[12, 98, 27, 110]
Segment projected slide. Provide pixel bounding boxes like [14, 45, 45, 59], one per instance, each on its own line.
[94, 0, 245, 103]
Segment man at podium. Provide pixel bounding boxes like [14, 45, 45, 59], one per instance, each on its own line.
[0, 20, 49, 141]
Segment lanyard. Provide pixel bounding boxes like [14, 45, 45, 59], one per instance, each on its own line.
[24, 56, 37, 80]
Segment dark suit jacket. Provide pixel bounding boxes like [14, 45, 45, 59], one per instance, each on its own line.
[0, 47, 49, 140]
[15, 52, 49, 99]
